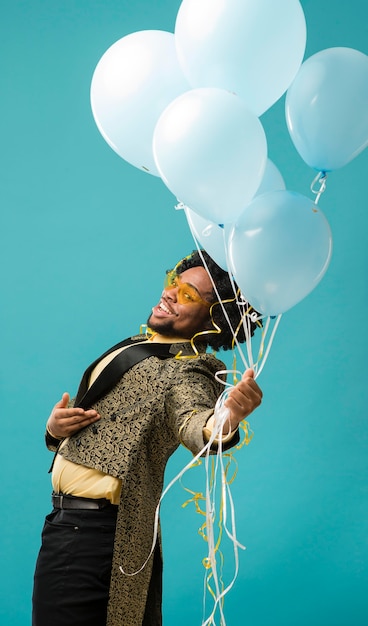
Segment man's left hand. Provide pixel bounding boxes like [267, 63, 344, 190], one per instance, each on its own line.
[224, 368, 263, 432]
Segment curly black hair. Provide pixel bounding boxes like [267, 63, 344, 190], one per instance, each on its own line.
[173, 250, 261, 351]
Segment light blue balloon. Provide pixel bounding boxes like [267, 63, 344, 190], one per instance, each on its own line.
[175, 0, 306, 116]
[286, 47, 368, 171]
[185, 206, 228, 270]
[228, 190, 333, 316]
[184, 160, 285, 269]
[255, 158, 286, 196]
[153, 88, 267, 224]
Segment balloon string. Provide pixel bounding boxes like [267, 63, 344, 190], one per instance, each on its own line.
[201, 400, 245, 626]
[183, 204, 281, 380]
[255, 313, 282, 378]
[221, 226, 267, 373]
[220, 221, 283, 380]
[221, 227, 280, 379]
[311, 170, 327, 204]
[253, 314, 270, 374]
[184, 211, 250, 372]
[221, 227, 255, 370]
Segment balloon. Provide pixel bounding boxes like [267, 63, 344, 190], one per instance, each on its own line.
[184, 160, 284, 269]
[153, 88, 267, 224]
[185, 207, 228, 270]
[90, 30, 190, 175]
[255, 159, 286, 196]
[175, 0, 306, 116]
[285, 47, 368, 171]
[228, 190, 332, 316]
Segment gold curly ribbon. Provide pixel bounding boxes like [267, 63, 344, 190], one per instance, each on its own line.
[180, 447, 246, 622]
[174, 294, 259, 361]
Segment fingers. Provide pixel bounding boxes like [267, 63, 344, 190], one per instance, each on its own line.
[55, 392, 70, 409]
[48, 393, 101, 438]
[55, 408, 100, 424]
[60, 412, 100, 436]
[48, 411, 100, 438]
[224, 371, 263, 426]
[55, 407, 99, 420]
[231, 376, 263, 405]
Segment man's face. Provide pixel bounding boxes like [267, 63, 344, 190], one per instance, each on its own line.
[148, 266, 214, 339]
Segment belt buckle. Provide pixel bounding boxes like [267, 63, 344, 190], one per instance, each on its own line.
[52, 492, 64, 509]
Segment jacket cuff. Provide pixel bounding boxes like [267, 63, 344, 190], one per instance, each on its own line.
[205, 427, 240, 451]
[45, 428, 64, 451]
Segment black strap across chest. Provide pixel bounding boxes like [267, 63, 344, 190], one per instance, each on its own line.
[74, 339, 174, 410]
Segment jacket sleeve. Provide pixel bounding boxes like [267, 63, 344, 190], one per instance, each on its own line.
[164, 355, 240, 456]
[45, 430, 64, 451]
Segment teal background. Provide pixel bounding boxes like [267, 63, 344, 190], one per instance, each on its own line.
[1, 1, 367, 624]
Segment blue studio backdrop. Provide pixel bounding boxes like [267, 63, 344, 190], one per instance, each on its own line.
[1, 1, 367, 625]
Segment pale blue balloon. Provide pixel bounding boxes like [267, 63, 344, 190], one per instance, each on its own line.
[228, 190, 333, 316]
[175, 0, 306, 116]
[255, 158, 286, 196]
[153, 88, 267, 224]
[185, 207, 228, 270]
[90, 30, 190, 176]
[286, 47, 368, 171]
[184, 159, 285, 270]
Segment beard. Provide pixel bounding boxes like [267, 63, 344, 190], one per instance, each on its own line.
[146, 313, 185, 338]
[146, 312, 212, 340]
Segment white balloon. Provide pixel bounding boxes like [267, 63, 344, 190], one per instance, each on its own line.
[153, 88, 267, 224]
[175, 0, 306, 115]
[90, 30, 190, 175]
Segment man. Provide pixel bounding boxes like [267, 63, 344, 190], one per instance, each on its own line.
[32, 250, 263, 626]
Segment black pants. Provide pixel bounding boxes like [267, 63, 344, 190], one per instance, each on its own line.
[32, 506, 118, 626]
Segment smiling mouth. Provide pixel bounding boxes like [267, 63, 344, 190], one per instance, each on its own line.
[154, 298, 178, 317]
[159, 300, 172, 314]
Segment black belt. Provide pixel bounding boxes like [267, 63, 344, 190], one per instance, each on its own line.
[52, 492, 116, 510]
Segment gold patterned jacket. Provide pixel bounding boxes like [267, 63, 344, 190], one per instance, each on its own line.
[46, 336, 240, 626]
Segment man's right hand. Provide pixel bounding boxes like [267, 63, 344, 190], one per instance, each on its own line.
[46, 392, 100, 438]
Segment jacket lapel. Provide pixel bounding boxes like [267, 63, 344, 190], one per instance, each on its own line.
[75, 339, 173, 409]
[74, 336, 136, 407]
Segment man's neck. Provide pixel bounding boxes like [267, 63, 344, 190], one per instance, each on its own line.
[149, 333, 189, 344]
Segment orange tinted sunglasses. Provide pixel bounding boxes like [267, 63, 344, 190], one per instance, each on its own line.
[164, 271, 212, 307]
